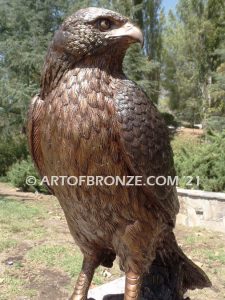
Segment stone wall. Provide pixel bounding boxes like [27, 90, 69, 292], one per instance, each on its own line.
[177, 188, 225, 232]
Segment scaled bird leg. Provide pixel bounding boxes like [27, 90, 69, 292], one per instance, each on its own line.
[124, 271, 142, 300]
[70, 256, 99, 300]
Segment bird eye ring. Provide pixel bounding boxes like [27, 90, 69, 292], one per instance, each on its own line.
[98, 19, 111, 31]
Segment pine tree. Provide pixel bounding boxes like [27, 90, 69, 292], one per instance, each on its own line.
[162, 0, 225, 126]
[0, 0, 74, 135]
[131, 0, 163, 103]
[0, 0, 79, 175]
[206, 0, 225, 122]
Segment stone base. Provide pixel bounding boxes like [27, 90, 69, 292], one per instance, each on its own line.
[88, 277, 124, 299]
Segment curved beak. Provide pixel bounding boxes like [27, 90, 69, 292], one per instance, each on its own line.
[109, 22, 144, 47]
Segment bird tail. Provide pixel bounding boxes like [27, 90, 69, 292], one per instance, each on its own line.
[141, 232, 211, 300]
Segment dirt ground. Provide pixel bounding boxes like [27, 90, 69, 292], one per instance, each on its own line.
[0, 182, 224, 300]
[177, 127, 204, 137]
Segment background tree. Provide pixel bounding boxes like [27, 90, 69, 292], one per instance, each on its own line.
[162, 0, 225, 126]
[127, 0, 163, 103]
[0, 0, 73, 174]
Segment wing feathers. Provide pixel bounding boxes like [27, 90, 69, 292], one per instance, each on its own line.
[27, 95, 46, 181]
[114, 81, 179, 222]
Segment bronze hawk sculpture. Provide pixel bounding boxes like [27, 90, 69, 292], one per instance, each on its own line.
[28, 7, 211, 300]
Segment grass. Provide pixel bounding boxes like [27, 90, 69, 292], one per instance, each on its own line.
[191, 247, 225, 264]
[0, 196, 42, 219]
[0, 196, 47, 239]
[26, 243, 118, 285]
[0, 193, 119, 299]
[0, 274, 25, 298]
[27, 244, 83, 278]
[0, 273, 37, 300]
[0, 239, 17, 253]
[0, 196, 49, 299]
[183, 230, 225, 263]
[203, 249, 225, 263]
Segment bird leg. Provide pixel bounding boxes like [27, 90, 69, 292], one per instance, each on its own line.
[124, 270, 142, 300]
[70, 256, 99, 300]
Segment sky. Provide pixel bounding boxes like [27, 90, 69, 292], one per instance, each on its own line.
[162, 0, 178, 14]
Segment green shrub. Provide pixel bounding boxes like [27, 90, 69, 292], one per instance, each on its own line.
[205, 116, 225, 132]
[0, 136, 28, 176]
[6, 157, 48, 193]
[172, 131, 225, 192]
[161, 112, 179, 127]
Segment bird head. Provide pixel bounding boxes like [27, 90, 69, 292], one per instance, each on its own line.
[52, 7, 143, 61]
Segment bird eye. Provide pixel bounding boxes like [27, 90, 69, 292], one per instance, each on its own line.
[98, 19, 111, 31]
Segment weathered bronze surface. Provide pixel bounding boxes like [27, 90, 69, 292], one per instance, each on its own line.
[27, 7, 211, 300]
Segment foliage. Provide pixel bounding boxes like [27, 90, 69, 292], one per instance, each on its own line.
[172, 131, 225, 192]
[6, 157, 48, 193]
[0, 0, 72, 133]
[162, 0, 225, 125]
[161, 112, 179, 127]
[0, 0, 76, 177]
[123, 44, 158, 98]
[132, 0, 163, 103]
[0, 135, 28, 176]
[206, 115, 225, 131]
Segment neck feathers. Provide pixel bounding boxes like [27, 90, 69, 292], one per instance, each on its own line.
[40, 47, 74, 99]
[40, 47, 125, 99]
